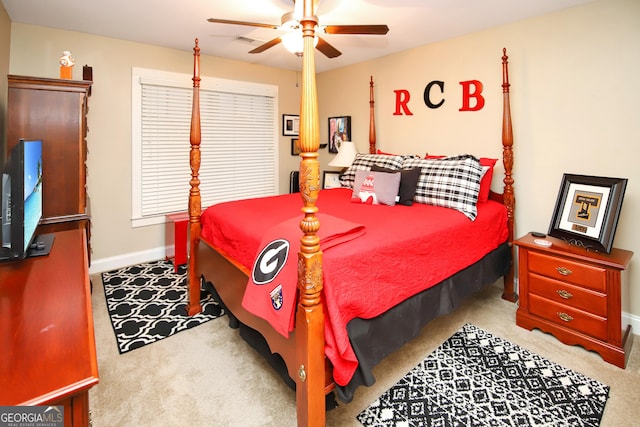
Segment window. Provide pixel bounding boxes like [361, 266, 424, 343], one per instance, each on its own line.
[132, 68, 278, 227]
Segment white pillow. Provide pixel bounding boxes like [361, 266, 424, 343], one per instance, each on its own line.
[352, 170, 401, 206]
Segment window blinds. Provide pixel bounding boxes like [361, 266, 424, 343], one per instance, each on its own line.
[132, 68, 278, 227]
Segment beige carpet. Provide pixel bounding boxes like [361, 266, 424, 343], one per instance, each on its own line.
[89, 276, 639, 426]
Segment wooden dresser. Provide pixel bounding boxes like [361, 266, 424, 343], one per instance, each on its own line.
[0, 229, 99, 426]
[6, 75, 92, 254]
[515, 233, 633, 368]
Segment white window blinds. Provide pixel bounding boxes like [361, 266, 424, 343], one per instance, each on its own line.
[131, 68, 278, 227]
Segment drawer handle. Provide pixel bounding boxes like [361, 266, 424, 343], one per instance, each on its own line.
[557, 312, 574, 322]
[556, 266, 573, 276]
[556, 289, 573, 299]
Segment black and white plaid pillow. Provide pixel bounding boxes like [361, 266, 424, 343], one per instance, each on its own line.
[339, 153, 405, 189]
[401, 155, 483, 220]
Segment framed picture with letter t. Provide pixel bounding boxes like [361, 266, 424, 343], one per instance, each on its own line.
[548, 174, 627, 253]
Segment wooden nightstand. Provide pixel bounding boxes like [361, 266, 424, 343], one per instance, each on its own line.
[515, 233, 633, 368]
[165, 212, 189, 273]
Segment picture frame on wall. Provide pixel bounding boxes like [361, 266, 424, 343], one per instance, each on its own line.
[291, 138, 301, 156]
[328, 116, 351, 153]
[548, 173, 627, 253]
[323, 171, 342, 189]
[283, 114, 299, 136]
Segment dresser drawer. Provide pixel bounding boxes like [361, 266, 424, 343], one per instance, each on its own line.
[528, 273, 607, 317]
[529, 294, 608, 341]
[527, 251, 607, 292]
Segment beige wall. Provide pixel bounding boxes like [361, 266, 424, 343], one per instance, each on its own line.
[0, 1, 10, 159]
[5, 0, 640, 319]
[7, 25, 304, 269]
[318, 0, 640, 317]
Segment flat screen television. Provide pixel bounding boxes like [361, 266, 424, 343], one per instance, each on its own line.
[1, 139, 53, 262]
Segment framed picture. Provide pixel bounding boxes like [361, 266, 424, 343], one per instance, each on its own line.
[548, 174, 627, 253]
[291, 138, 301, 156]
[328, 116, 351, 153]
[282, 114, 299, 136]
[323, 171, 342, 189]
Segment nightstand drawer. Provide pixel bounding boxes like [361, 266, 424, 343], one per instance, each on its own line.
[527, 251, 606, 292]
[529, 273, 607, 317]
[529, 294, 608, 341]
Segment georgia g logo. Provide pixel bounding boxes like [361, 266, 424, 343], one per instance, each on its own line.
[252, 239, 290, 285]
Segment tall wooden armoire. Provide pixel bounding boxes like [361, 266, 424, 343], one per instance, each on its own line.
[6, 75, 92, 255]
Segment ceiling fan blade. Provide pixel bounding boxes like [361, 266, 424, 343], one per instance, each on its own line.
[316, 37, 341, 58]
[207, 18, 279, 30]
[249, 37, 282, 54]
[323, 24, 389, 35]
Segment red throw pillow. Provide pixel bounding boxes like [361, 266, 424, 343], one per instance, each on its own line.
[478, 158, 498, 203]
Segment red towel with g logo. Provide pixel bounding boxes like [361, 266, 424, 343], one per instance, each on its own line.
[242, 213, 366, 338]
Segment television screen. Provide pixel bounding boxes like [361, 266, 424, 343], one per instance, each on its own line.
[22, 140, 43, 254]
[0, 139, 46, 261]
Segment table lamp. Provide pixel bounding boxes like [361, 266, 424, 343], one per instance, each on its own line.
[328, 141, 358, 170]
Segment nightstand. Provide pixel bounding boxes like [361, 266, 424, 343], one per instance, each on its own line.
[165, 211, 190, 273]
[515, 232, 633, 368]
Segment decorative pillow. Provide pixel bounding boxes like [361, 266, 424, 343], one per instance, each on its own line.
[351, 169, 401, 206]
[402, 155, 483, 220]
[370, 165, 420, 206]
[425, 155, 498, 203]
[478, 158, 498, 203]
[339, 153, 404, 189]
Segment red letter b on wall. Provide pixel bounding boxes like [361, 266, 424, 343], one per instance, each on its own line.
[459, 80, 485, 111]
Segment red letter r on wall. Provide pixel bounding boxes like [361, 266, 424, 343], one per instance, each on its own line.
[393, 89, 413, 115]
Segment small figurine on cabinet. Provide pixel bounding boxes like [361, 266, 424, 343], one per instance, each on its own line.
[59, 50, 75, 79]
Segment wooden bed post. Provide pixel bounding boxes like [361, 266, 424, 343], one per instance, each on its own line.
[295, 0, 325, 425]
[369, 76, 376, 154]
[501, 48, 517, 302]
[187, 39, 203, 316]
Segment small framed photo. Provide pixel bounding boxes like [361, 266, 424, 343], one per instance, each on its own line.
[328, 116, 351, 153]
[283, 114, 299, 136]
[323, 171, 342, 189]
[291, 138, 301, 156]
[548, 174, 627, 253]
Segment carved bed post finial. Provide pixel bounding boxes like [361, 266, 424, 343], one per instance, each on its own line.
[501, 48, 517, 303]
[369, 76, 376, 154]
[187, 38, 203, 315]
[295, 0, 325, 425]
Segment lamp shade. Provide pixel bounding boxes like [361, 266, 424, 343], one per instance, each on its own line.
[329, 140, 358, 168]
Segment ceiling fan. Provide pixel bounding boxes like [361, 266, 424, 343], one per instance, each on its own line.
[207, 0, 389, 58]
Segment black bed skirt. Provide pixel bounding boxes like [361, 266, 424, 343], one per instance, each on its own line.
[203, 242, 512, 404]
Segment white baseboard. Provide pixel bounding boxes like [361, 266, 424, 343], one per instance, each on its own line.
[89, 246, 167, 275]
[625, 312, 640, 336]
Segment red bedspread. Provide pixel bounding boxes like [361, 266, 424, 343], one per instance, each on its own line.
[201, 187, 508, 386]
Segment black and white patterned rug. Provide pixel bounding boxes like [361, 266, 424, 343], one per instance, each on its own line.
[358, 323, 610, 427]
[101, 260, 224, 354]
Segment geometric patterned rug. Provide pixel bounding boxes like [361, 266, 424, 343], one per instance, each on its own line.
[357, 323, 610, 427]
[101, 259, 224, 354]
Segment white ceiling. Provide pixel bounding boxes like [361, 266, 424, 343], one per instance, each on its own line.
[2, 0, 595, 73]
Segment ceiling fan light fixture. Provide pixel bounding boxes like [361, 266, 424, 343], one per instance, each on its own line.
[281, 29, 318, 56]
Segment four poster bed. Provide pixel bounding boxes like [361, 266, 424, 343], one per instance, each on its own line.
[185, 5, 515, 425]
